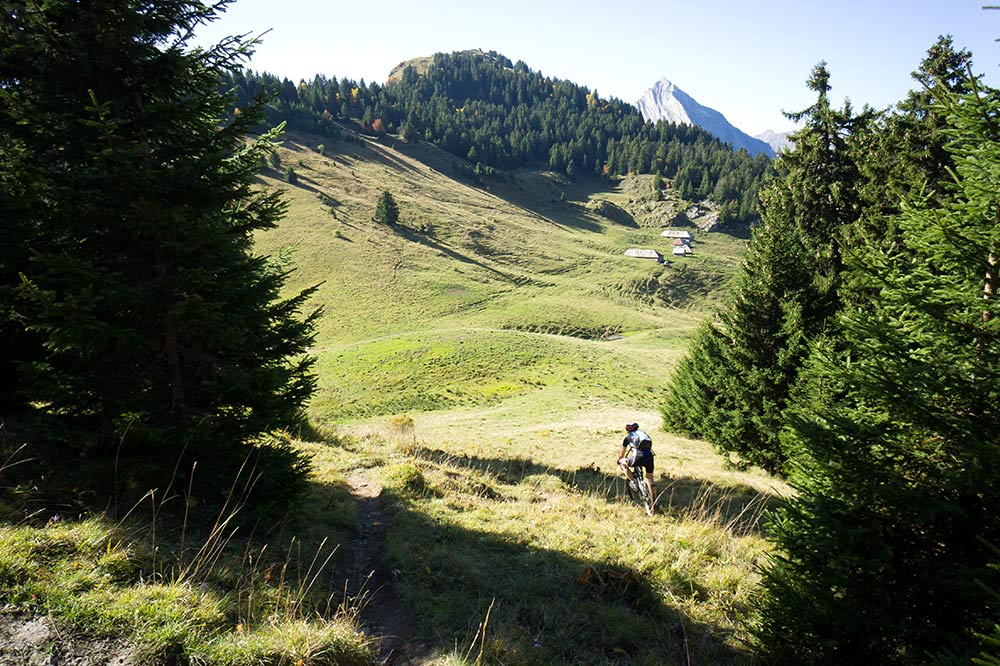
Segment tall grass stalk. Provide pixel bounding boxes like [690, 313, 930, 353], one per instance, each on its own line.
[0, 442, 30, 476]
[0, 435, 373, 664]
[463, 597, 496, 666]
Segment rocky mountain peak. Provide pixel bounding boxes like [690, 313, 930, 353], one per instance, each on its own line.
[636, 78, 775, 158]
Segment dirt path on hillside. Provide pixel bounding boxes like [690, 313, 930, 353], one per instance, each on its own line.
[336, 471, 436, 665]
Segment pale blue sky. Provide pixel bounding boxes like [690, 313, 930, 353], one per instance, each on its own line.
[194, 0, 1000, 135]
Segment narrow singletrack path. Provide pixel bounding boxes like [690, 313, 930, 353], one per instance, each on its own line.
[336, 471, 435, 665]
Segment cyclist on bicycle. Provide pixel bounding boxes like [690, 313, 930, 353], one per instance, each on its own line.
[617, 423, 656, 514]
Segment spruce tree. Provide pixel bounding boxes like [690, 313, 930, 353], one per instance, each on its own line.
[851, 36, 976, 249]
[662, 63, 859, 474]
[660, 321, 728, 442]
[373, 190, 400, 226]
[1, 1, 318, 486]
[755, 77, 1000, 664]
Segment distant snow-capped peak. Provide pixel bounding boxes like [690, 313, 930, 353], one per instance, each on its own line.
[754, 129, 794, 154]
[636, 79, 693, 125]
[636, 78, 775, 158]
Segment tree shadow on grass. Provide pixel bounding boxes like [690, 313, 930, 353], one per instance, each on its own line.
[408, 446, 782, 536]
[383, 137, 608, 234]
[0, 427, 762, 664]
[493, 188, 603, 234]
[378, 484, 754, 665]
[355, 137, 428, 180]
[654, 476, 780, 535]
[0, 443, 372, 662]
[715, 223, 752, 240]
[393, 225, 518, 282]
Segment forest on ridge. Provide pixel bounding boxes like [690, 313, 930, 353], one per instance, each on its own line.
[226, 50, 771, 225]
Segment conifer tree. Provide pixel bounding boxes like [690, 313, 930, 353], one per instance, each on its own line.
[755, 77, 1000, 665]
[1, 1, 318, 483]
[373, 190, 400, 226]
[660, 322, 728, 441]
[663, 63, 859, 473]
[851, 36, 975, 249]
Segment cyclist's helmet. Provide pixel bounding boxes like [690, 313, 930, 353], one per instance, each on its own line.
[625, 423, 639, 432]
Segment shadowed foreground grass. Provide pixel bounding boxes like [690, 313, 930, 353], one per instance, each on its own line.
[327, 421, 787, 666]
[0, 439, 374, 666]
[0, 418, 785, 666]
[0, 519, 373, 665]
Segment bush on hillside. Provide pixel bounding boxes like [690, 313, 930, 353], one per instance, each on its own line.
[373, 190, 400, 225]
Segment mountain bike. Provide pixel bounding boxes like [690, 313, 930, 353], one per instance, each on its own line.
[619, 456, 654, 516]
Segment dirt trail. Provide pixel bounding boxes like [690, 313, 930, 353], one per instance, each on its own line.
[337, 471, 436, 665]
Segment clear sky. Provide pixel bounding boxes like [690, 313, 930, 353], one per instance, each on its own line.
[193, 0, 1000, 136]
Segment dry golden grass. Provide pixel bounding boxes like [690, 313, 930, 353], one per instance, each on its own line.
[309, 419, 786, 665]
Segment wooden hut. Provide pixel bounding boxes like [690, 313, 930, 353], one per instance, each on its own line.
[660, 229, 694, 244]
[624, 248, 664, 262]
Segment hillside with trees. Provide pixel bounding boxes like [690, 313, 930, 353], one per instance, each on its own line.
[0, 2, 766, 662]
[225, 50, 771, 225]
[3, 0, 1000, 663]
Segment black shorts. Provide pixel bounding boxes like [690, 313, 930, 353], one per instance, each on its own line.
[626, 449, 654, 475]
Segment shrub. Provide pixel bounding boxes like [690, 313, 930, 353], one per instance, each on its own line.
[389, 414, 415, 435]
[385, 463, 429, 497]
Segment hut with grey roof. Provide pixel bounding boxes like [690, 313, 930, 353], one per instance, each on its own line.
[661, 229, 693, 244]
[624, 248, 664, 262]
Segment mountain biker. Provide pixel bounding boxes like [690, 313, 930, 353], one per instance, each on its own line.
[617, 423, 656, 514]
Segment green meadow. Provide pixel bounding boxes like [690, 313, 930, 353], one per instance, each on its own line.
[258, 131, 740, 419]
[256, 128, 787, 664]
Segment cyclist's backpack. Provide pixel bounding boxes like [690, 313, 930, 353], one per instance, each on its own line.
[633, 429, 652, 451]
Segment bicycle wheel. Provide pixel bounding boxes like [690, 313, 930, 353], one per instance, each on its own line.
[624, 472, 641, 503]
[635, 468, 654, 516]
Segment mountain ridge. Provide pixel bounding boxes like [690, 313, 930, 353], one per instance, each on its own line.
[637, 78, 775, 158]
[234, 50, 771, 225]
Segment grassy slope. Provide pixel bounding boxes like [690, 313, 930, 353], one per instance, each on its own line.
[259, 130, 740, 423]
[255, 129, 788, 664]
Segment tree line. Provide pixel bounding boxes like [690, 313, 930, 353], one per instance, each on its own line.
[224, 51, 771, 225]
[663, 36, 1000, 663]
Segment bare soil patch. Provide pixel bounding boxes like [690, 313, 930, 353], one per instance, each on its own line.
[0, 613, 136, 666]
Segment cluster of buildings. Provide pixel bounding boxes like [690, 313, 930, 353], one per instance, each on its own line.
[623, 229, 694, 263]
